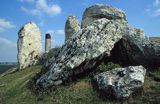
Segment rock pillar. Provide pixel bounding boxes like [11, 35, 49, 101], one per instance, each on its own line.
[17, 22, 42, 70]
[65, 16, 80, 42]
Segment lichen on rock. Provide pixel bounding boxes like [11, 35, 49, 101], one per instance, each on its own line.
[81, 4, 127, 28]
[92, 66, 146, 99]
[36, 4, 160, 89]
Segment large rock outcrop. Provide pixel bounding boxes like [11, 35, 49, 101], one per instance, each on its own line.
[81, 4, 127, 28]
[37, 18, 130, 88]
[92, 66, 146, 99]
[65, 16, 80, 42]
[17, 22, 41, 70]
[36, 4, 160, 88]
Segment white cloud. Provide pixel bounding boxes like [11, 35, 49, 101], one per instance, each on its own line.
[153, 0, 160, 17]
[154, 8, 160, 16]
[145, 0, 160, 17]
[0, 27, 5, 32]
[154, 0, 160, 7]
[56, 29, 64, 35]
[0, 37, 16, 49]
[21, 6, 41, 16]
[21, 0, 61, 16]
[46, 30, 54, 34]
[82, 0, 91, 6]
[39, 20, 45, 27]
[36, 0, 61, 16]
[46, 29, 64, 35]
[145, 8, 151, 12]
[0, 18, 16, 32]
[19, 0, 35, 3]
[0, 37, 17, 62]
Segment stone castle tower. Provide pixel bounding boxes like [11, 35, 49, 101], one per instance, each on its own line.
[45, 33, 51, 52]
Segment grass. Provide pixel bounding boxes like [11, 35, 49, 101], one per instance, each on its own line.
[0, 65, 15, 74]
[0, 65, 160, 104]
[150, 37, 160, 43]
[96, 62, 121, 73]
[39, 47, 61, 64]
[0, 65, 42, 104]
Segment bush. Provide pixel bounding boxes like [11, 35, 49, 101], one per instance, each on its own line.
[96, 62, 121, 73]
[39, 47, 61, 65]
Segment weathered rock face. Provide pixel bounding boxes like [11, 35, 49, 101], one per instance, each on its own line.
[18, 22, 41, 70]
[37, 18, 130, 88]
[81, 4, 127, 28]
[36, 4, 159, 88]
[92, 66, 146, 99]
[110, 34, 160, 69]
[65, 16, 80, 42]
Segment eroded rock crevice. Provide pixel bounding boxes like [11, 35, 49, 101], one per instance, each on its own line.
[110, 36, 160, 69]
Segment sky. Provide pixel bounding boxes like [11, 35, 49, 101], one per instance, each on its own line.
[0, 0, 160, 62]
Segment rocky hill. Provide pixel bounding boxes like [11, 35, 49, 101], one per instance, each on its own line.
[1, 4, 160, 104]
[36, 4, 160, 98]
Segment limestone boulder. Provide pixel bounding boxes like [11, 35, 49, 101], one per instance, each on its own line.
[17, 22, 41, 70]
[36, 18, 129, 88]
[65, 16, 80, 42]
[81, 4, 127, 28]
[36, 4, 159, 89]
[92, 66, 146, 99]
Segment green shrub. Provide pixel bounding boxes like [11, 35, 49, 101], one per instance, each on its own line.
[96, 62, 121, 73]
[39, 46, 61, 65]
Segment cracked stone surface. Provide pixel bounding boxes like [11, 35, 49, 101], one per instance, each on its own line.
[92, 66, 146, 99]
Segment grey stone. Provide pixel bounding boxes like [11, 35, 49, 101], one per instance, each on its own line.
[81, 4, 127, 28]
[92, 66, 146, 99]
[36, 4, 159, 89]
[65, 16, 80, 42]
[36, 18, 129, 88]
[17, 22, 42, 70]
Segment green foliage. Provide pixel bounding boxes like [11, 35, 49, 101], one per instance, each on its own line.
[0, 65, 42, 104]
[96, 62, 121, 73]
[39, 47, 61, 64]
[44, 48, 57, 59]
